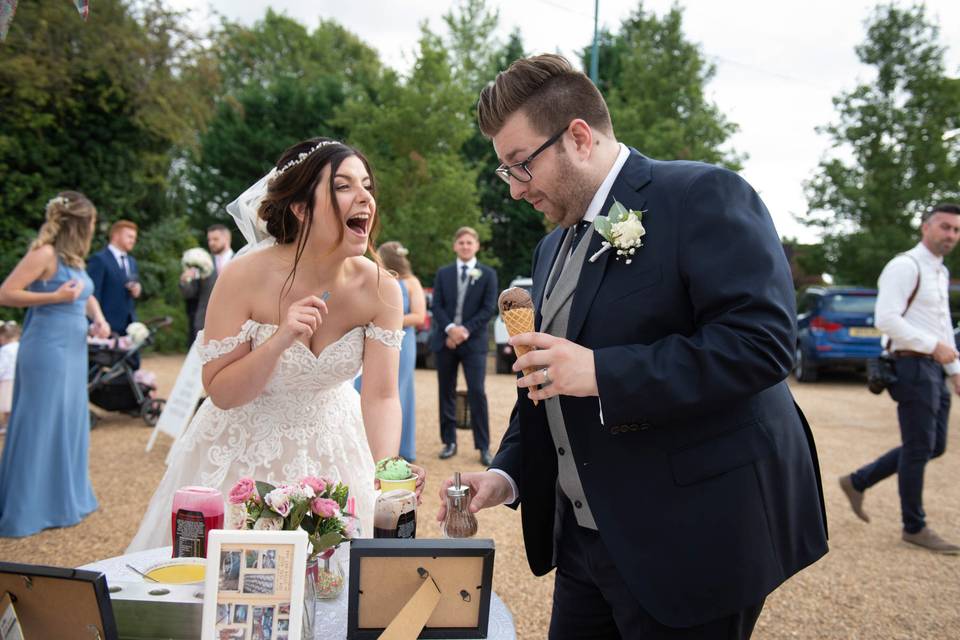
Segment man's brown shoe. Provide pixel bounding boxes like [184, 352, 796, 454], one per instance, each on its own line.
[839, 474, 870, 523]
[902, 528, 960, 555]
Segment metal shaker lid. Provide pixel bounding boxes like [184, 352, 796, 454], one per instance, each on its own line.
[447, 472, 470, 498]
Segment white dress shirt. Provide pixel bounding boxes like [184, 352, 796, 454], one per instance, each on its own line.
[875, 242, 960, 376]
[107, 243, 130, 276]
[214, 249, 234, 273]
[489, 143, 631, 504]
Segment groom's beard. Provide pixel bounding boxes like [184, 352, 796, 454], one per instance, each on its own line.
[546, 151, 596, 229]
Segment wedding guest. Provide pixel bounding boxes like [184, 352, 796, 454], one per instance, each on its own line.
[88, 220, 141, 367]
[0, 191, 110, 537]
[180, 224, 234, 346]
[430, 228, 498, 465]
[0, 321, 20, 434]
[355, 241, 426, 461]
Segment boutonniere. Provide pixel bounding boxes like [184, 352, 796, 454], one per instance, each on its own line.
[589, 200, 646, 264]
[468, 267, 482, 284]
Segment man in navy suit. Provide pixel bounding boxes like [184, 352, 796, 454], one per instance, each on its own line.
[438, 55, 828, 639]
[430, 227, 498, 465]
[88, 220, 142, 365]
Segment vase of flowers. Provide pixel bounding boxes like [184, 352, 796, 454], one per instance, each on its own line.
[227, 475, 355, 629]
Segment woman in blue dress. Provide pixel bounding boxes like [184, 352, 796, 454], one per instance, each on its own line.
[355, 242, 425, 461]
[0, 191, 111, 537]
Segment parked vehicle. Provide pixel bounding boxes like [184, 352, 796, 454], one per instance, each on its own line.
[415, 287, 434, 369]
[493, 277, 534, 374]
[795, 287, 882, 382]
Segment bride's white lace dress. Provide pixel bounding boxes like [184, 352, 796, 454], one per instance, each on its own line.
[128, 319, 403, 552]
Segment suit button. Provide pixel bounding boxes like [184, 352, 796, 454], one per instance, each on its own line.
[574, 500, 583, 509]
[558, 447, 565, 456]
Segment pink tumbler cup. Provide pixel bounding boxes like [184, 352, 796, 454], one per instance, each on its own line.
[171, 486, 225, 558]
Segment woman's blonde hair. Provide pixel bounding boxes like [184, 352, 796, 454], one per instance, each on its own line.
[31, 191, 97, 268]
[377, 241, 412, 278]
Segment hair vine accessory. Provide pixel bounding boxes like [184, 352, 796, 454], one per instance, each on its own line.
[276, 139, 342, 176]
[47, 196, 70, 209]
[396, 245, 409, 257]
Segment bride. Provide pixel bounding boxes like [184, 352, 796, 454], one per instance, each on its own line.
[129, 138, 422, 551]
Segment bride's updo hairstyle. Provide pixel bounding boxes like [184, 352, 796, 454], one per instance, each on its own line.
[31, 191, 97, 268]
[259, 138, 382, 306]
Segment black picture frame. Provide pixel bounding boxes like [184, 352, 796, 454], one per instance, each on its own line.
[0, 562, 119, 640]
[347, 538, 496, 639]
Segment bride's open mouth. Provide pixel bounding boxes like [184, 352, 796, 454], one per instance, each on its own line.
[345, 212, 371, 237]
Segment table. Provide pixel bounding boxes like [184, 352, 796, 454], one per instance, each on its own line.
[82, 546, 516, 639]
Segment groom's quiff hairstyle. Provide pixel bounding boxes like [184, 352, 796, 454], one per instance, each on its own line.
[477, 54, 613, 139]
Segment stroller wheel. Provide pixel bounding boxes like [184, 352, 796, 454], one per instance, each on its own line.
[89, 410, 100, 429]
[140, 398, 165, 427]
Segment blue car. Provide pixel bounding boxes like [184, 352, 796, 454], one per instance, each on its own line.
[794, 287, 883, 382]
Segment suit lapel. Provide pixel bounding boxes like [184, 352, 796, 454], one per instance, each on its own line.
[566, 150, 652, 342]
[103, 248, 124, 281]
[533, 230, 565, 330]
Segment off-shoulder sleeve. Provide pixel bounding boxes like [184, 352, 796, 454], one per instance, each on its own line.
[364, 323, 404, 349]
[196, 319, 258, 364]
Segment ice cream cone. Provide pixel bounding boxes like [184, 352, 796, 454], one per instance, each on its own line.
[498, 288, 540, 405]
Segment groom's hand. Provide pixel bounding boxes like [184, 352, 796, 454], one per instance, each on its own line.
[436, 471, 511, 522]
[511, 332, 598, 401]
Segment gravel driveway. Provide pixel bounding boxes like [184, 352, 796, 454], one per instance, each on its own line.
[0, 356, 957, 639]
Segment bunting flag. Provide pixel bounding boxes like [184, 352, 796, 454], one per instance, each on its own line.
[0, 0, 17, 42]
[74, 0, 89, 21]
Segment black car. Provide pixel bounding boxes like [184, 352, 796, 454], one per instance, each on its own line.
[415, 287, 434, 369]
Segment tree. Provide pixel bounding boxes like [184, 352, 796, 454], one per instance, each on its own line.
[182, 13, 386, 238]
[803, 3, 960, 285]
[338, 28, 485, 284]
[0, 0, 210, 347]
[582, 2, 743, 169]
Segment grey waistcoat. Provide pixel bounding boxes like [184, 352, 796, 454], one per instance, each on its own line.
[539, 224, 598, 530]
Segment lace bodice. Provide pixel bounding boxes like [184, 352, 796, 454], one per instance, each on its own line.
[127, 320, 402, 552]
[196, 319, 403, 395]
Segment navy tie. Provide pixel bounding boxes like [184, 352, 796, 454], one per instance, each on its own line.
[460, 265, 468, 283]
[569, 220, 590, 253]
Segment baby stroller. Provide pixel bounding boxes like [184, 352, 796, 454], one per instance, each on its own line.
[87, 316, 172, 428]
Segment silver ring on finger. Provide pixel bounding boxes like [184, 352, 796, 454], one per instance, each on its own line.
[541, 368, 551, 386]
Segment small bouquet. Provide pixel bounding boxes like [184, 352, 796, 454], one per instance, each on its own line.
[125, 322, 149, 346]
[181, 247, 214, 279]
[227, 476, 354, 560]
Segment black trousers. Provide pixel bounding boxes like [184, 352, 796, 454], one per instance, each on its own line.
[851, 356, 949, 533]
[550, 504, 764, 640]
[435, 347, 489, 451]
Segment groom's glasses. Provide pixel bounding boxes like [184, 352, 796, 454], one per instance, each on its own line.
[494, 126, 568, 185]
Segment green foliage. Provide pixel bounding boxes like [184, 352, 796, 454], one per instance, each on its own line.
[338, 28, 486, 284]
[582, 3, 743, 169]
[803, 3, 960, 284]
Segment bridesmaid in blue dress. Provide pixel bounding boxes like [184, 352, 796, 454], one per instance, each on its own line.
[355, 242, 425, 461]
[0, 192, 111, 537]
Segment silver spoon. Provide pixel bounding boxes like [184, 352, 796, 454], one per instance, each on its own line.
[126, 563, 160, 582]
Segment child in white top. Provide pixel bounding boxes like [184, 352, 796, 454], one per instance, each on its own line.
[0, 321, 21, 432]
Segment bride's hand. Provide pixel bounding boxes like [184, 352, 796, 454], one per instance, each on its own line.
[275, 295, 328, 348]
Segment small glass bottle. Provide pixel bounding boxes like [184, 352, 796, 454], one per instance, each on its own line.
[441, 472, 478, 538]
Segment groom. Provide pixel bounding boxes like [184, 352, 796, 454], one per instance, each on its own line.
[439, 55, 828, 639]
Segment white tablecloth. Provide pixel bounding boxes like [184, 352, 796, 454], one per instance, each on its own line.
[82, 546, 516, 640]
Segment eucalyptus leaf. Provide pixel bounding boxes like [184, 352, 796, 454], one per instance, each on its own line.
[255, 481, 276, 500]
[594, 216, 612, 238]
[313, 531, 343, 551]
[609, 200, 629, 223]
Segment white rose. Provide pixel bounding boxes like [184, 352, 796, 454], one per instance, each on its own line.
[253, 515, 284, 531]
[611, 216, 645, 247]
[125, 322, 149, 345]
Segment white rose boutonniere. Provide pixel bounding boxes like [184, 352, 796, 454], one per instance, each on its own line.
[468, 267, 482, 284]
[589, 200, 646, 264]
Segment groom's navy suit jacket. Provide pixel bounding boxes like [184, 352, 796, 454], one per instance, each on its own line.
[429, 262, 498, 354]
[491, 150, 828, 628]
[87, 246, 138, 334]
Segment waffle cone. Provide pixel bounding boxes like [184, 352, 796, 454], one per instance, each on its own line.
[502, 308, 537, 376]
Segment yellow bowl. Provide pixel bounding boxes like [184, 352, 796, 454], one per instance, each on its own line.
[143, 558, 206, 585]
[378, 476, 416, 493]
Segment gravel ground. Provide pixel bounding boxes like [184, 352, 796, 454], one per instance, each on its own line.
[1, 357, 958, 638]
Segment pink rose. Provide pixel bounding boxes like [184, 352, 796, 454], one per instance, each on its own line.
[265, 488, 292, 517]
[253, 516, 283, 531]
[301, 476, 326, 495]
[229, 477, 257, 505]
[311, 497, 340, 518]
